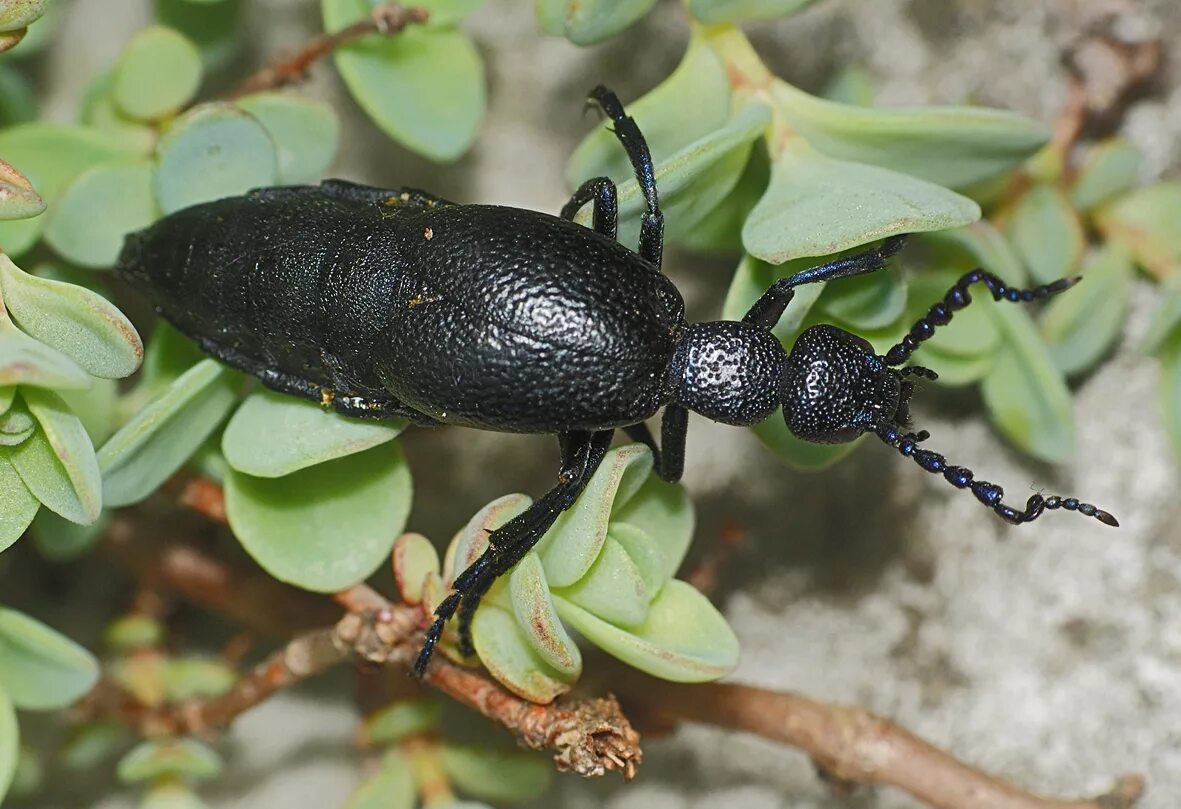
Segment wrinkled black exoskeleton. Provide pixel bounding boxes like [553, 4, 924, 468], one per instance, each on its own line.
[116, 86, 1118, 678]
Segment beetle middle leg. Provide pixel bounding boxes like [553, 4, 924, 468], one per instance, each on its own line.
[561, 176, 618, 240]
[623, 404, 687, 484]
[413, 429, 614, 676]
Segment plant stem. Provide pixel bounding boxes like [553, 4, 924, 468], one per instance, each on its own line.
[225, 3, 430, 100]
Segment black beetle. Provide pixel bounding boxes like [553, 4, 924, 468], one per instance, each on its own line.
[116, 86, 1117, 677]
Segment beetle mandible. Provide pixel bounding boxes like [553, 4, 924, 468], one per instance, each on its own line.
[116, 86, 1118, 677]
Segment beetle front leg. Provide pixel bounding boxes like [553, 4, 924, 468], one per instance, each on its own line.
[561, 176, 618, 240]
[413, 429, 614, 677]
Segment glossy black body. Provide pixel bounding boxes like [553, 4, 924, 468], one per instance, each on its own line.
[118, 184, 684, 433]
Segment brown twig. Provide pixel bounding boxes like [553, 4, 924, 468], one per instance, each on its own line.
[620, 678, 1143, 809]
[225, 3, 430, 100]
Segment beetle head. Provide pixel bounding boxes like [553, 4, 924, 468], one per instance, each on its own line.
[671, 321, 786, 426]
[780, 324, 903, 444]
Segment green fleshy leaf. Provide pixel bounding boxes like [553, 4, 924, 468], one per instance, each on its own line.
[324, 0, 484, 161]
[0, 314, 92, 390]
[743, 140, 980, 264]
[0, 452, 38, 551]
[817, 265, 907, 332]
[1041, 244, 1132, 376]
[392, 532, 439, 605]
[113, 26, 203, 122]
[224, 442, 411, 592]
[117, 739, 222, 784]
[535, 0, 657, 44]
[567, 32, 731, 190]
[138, 320, 207, 397]
[981, 305, 1074, 462]
[98, 359, 239, 508]
[44, 160, 159, 269]
[235, 93, 340, 184]
[1094, 182, 1181, 278]
[445, 494, 531, 588]
[59, 378, 120, 446]
[607, 523, 666, 594]
[222, 389, 404, 477]
[0, 399, 33, 446]
[139, 781, 210, 809]
[582, 103, 771, 248]
[0, 0, 47, 31]
[0, 123, 141, 256]
[0, 686, 15, 805]
[0, 607, 99, 709]
[439, 745, 551, 803]
[752, 414, 863, 469]
[721, 253, 827, 340]
[103, 614, 164, 653]
[0, 157, 44, 220]
[10, 388, 102, 524]
[2, 0, 57, 55]
[822, 65, 875, 106]
[677, 143, 771, 254]
[554, 536, 650, 628]
[0, 65, 38, 127]
[920, 220, 1028, 286]
[689, 0, 818, 23]
[79, 71, 158, 152]
[363, 699, 440, 746]
[59, 721, 129, 771]
[770, 80, 1049, 189]
[1142, 275, 1181, 356]
[0, 386, 12, 413]
[342, 749, 415, 809]
[154, 0, 244, 69]
[508, 552, 581, 677]
[10, 743, 39, 799]
[1161, 336, 1181, 464]
[612, 474, 693, 577]
[1070, 138, 1142, 211]
[538, 443, 652, 587]
[0, 254, 143, 377]
[153, 102, 278, 214]
[1004, 184, 1085, 285]
[471, 601, 573, 702]
[162, 657, 237, 701]
[554, 579, 738, 681]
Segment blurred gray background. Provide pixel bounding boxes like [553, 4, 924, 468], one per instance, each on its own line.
[22, 0, 1181, 807]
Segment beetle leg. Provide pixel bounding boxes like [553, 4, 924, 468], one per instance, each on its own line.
[587, 86, 664, 269]
[622, 405, 687, 484]
[413, 430, 614, 676]
[743, 236, 908, 330]
[884, 269, 1079, 366]
[561, 176, 618, 240]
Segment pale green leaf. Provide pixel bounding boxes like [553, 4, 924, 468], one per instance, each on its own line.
[44, 159, 159, 268]
[1094, 181, 1181, 278]
[0, 452, 38, 551]
[771, 79, 1049, 189]
[0, 254, 143, 377]
[471, 601, 573, 702]
[439, 745, 551, 803]
[222, 389, 404, 477]
[324, 0, 484, 161]
[59, 721, 129, 771]
[117, 739, 222, 783]
[0, 0, 48, 31]
[79, 71, 158, 152]
[0, 157, 44, 220]
[392, 532, 439, 605]
[554, 579, 738, 681]
[162, 658, 236, 701]
[743, 140, 980, 264]
[538, 443, 652, 587]
[0, 315, 93, 391]
[153, 102, 278, 214]
[612, 474, 694, 578]
[0, 386, 12, 414]
[0, 607, 99, 709]
[113, 26, 203, 122]
[0, 123, 141, 256]
[981, 305, 1075, 463]
[1004, 184, 1085, 285]
[689, 0, 819, 23]
[236, 93, 340, 184]
[1041, 243, 1132, 376]
[1161, 337, 1181, 464]
[224, 442, 411, 592]
[676, 143, 770, 254]
[567, 32, 731, 189]
[445, 494, 530, 589]
[822, 65, 876, 106]
[10, 388, 102, 524]
[1142, 275, 1181, 357]
[0, 399, 33, 446]
[607, 523, 666, 595]
[342, 750, 415, 809]
[98, 359, 239, 507]
[363, 699, 440, 746]
[139, 782, 211, 809]
[535, 0, 657, 44]
[1070, 138, 1142, 211]
[509, 552, 581, 676]
[0, 686, 15, 805]
[58, 378, 120, 446]
[818, 264, 907, 332]
[554, 536, 651, 628]
[919, 220, 1028, 286]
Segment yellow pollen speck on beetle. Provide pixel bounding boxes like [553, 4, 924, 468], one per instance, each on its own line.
[424, 227, 434, 240]
[319, 388, 335, 408]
